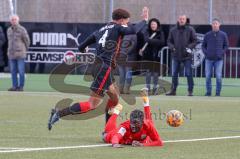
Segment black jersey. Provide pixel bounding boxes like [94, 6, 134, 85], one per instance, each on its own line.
[78, 21, 146, 67]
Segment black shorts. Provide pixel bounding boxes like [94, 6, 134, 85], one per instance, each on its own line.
[91, 63, 115, 96]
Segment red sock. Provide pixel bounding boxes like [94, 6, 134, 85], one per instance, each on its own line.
[79, 101, 91, 113]
[106, 99, 118, 109]
[104, 114, 118, 133]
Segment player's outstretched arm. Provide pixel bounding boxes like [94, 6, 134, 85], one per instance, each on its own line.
[78, 32, 96, 52]
[140, 88, 152, 121]
[111, 131, 124, 148]
[143, 125, 164, 146]
[119, 6, 149, 35]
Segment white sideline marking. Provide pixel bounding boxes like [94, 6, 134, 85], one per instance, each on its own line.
[0, 144, 111, 153]
[1, 135, 240, 153]
[164, 135, 240, 143]
[1, 91, 240, 102]
[0, 147, 27, 150]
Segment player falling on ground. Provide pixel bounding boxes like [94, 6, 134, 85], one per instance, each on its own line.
[48, 7, 149, 130]
[103, 88, 164, 147]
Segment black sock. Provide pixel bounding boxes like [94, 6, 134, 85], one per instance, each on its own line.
[105, 111, 111, 124]
[59, 103, 81, 117]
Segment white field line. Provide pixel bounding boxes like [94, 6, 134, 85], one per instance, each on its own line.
[0, 144, 111, 153]
[0, 147, 27, 150]
[1, 135, 240, 153]
[1, 91, 240, 102]
[163, 135, 240, 143]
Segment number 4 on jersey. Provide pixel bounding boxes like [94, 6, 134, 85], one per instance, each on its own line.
[98, 30, 108, 47]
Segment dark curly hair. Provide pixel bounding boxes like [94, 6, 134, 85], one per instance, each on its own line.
[112, 8, 130, 20]
[148, 18, 161, 32]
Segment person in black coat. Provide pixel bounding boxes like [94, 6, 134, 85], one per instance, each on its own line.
[140, 18, 165, 95]
[166, 15, 197, 96]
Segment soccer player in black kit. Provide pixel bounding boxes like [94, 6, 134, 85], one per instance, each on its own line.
[48, 7, 149, 130]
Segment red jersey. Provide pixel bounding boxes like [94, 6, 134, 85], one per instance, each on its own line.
[104, 106, 163, 146]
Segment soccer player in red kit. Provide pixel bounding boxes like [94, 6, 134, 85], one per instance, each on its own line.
[48, 7, 149, 130]
[103, 88, 164, 147]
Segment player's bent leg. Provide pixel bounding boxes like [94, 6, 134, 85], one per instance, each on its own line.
[105, 104, 122, 132]
[58, 91, 102, 116]
[105, 84, 119, 123]
[88, 91, 103, 109]
[48, 91, 102, 131]
[103, 104, 122, 143]
[106, 84, 119, 108]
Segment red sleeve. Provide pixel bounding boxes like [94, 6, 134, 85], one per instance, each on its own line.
[144, 106, 152, 121]
[111, 126, 127, 145]
[143, 122, 163, 147]
[111, 133, 122, 145]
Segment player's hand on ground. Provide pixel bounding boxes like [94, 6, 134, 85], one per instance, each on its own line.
[112, 144, 124, 148]
[141, 7, 149, 21]
[132, 140, 143, 147]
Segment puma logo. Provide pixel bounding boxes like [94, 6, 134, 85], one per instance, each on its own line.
[67, 33, 81, 46]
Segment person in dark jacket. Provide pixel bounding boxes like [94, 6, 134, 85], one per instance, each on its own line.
[166, 15, 197, 96]
[140, 18, 165, 95]
[202, 18, 229, 96]
[0, 26, 6, 71]
[117, 21, 147, 94]
[118, 34, 138, 94]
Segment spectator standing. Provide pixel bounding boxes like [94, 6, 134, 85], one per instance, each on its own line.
[7, 15, 30, 91]
[118, 34, 138, 94]
[118, 21, 147, 94]
[166, 15, 197, 96]
[140, 18, 165, 95]
[202, 18, 229, 96]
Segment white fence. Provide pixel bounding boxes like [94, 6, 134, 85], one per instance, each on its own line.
[159, 46, 240, 78]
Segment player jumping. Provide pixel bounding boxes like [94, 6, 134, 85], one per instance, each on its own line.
[103, 88, 164, 147]
[48, 7, 149, 130]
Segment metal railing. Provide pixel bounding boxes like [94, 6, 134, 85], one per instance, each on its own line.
[159, 46, 240, 78]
